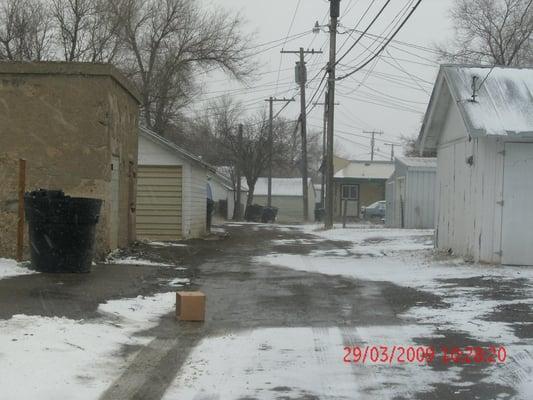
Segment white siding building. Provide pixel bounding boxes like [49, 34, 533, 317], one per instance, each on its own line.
[249, 178, 315, 223]
[419, 64, 533, 265]
[385, 157, 436, 229]
[137, 127, 214, 240]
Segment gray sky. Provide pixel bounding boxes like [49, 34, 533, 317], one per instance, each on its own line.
[195, 0, 454, 160]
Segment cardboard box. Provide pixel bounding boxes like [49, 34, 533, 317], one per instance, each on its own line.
[176, 291, 206, 322]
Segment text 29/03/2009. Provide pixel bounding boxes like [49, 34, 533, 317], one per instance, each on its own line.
[343, 345, 507, 365]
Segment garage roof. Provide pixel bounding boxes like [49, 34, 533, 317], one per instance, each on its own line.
[396, 157, 436, 170]
[140, 126, 215, 172]
[419, 64, 533, 151]
[253, 178, 312, 197]
[334, 161, 394, 180]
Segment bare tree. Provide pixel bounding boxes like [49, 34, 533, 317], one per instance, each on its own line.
[439, 0, 533, 66]
[51, 0, 121, 62]
[0, 0, 53, 61]
[111, 0, 253, 132]
[401, 134, 436, 157]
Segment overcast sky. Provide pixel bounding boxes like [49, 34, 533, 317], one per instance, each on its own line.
[195, 0, 455, 160]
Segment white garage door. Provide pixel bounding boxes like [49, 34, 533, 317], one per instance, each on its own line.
[136, 165, 182, 241]
[502, 143, 533, 266]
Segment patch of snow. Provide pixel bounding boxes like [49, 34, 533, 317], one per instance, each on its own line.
[210, 227, 226, 234]
[256, 227, 533, 347]
[168, 278, 190, 287]
[162, 326, 460, 400]
[148, 241, 188, 248]
[272, 239, 318, 245]
[0, 293, 176, 400]
[106, 256, 175, 267]
[0, 258, 38, 280]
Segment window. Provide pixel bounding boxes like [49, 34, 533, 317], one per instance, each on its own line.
[341, 184, 358, 200]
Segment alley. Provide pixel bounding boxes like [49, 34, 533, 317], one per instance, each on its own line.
[0, 223, 532, 400]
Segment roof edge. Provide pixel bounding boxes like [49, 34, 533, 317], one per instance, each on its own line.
[0, 61, 141, 104]
[139, 126, 215, 172]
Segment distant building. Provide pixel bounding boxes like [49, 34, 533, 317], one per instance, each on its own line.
[137, 127, 214, 240]
[247, 177, 315, 223]
[333, 158, 394, 219]
[418, 64, 533, 265]
[385, 157, 437, 229]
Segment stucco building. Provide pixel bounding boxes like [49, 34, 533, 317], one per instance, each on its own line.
[0, 62, 140, 259]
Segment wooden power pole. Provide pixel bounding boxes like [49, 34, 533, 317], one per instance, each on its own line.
[265, 97, 295, 207]
[234, 124, 243, 221]
[364, 130, 384, 161]
[281, 48, 322, 221]
[325, 0, 340, 230]
[384, 143, 396, 161]
[313, 95, 339, 208]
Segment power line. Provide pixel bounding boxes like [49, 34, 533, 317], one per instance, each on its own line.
[337, 0, 423, 81]
[335, 0, 391, 66]
[275, 0, 302, 95]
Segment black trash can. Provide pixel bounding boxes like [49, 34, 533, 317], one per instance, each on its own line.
[262, 207, 278, 223]
[24, 189, 102, 273]
[315, 208, 325, 222]
[245, 204, 264, 222]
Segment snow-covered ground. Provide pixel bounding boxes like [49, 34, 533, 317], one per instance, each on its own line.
[0, 293, 176, 400]
[167, 225, 533, 399]
[162, 325, 460, 400]
[0, 258, 38, 280]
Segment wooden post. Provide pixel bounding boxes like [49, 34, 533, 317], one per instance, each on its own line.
[17, 159, 26, 262]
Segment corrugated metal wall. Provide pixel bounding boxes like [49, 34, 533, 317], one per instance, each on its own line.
[385, 162, 436, 229]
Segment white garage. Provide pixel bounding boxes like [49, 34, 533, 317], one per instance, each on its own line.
[137, 127, 214, 240]
[418, 64, 533, 265]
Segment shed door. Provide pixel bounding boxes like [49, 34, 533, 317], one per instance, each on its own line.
[136, 165, 182, 241]
[502, 143, 533, 265]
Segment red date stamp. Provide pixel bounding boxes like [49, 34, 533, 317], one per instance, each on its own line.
[343, 345, 507, 365]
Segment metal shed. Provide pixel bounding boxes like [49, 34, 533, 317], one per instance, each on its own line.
[385, 157, 437, 229]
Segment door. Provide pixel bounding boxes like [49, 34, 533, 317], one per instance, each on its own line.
[502, 143, 533, 265]
[136, 165, 183, 241]
[341, 184, 359, 217]
[110, 156, 120, 249]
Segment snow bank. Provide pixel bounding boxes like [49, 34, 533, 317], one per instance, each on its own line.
[0, 258, 37, 280]
[0, 293, 176, 400]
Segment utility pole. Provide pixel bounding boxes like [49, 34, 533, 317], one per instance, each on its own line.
[265, 97, 295, 207]
[384, 143, 396, 161]
[234, 124, 243, 221]
[313, 96, 339, 208]
[281, 48, 322, 221]
[325, 0, 340, 230]
[364, 130, 384, 161]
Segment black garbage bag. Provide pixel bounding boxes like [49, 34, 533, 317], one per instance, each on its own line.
[261, 207, 278, 223]
[315, 208, 325, 222]
[24, 189, 102, 273]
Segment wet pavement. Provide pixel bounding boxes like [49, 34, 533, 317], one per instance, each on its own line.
[0, 223, 531, 399]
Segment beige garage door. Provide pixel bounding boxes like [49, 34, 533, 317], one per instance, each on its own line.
[136, 165, 182, 240]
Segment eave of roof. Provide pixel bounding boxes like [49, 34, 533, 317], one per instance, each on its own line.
[139, 126, 215, 172]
